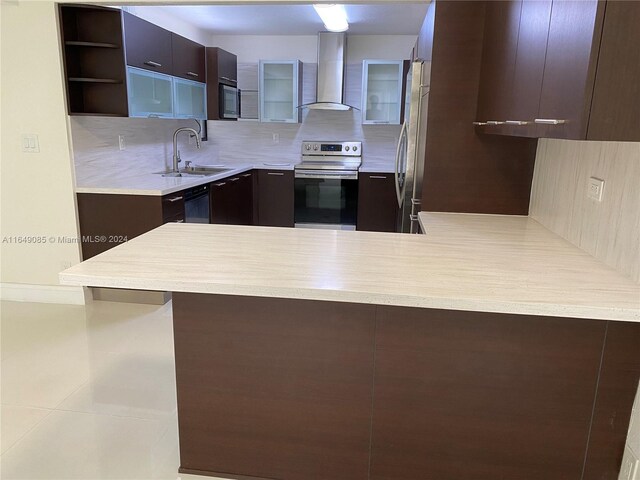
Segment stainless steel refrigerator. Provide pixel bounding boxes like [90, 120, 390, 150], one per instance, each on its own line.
[394, 60, 430, 233]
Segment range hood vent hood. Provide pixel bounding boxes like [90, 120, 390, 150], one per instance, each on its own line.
[300, 32, 356, 111]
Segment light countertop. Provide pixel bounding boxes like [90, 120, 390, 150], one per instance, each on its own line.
[76, 163, 295, 196]
[60, 212, 639, 322]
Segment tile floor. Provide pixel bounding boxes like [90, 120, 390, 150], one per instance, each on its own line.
[0, 299, 227, 480]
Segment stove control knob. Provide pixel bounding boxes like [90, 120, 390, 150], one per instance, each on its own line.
[313, 144, 319, 151]
[353, 146, 358, 152]
[305, 144, 311, 151]
[345, 146, 350, 151]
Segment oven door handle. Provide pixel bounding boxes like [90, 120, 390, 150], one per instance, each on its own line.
[295, 170, 358, 180]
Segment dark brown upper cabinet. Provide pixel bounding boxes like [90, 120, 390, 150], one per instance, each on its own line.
[476, 0, 640, 141]
[59, 4, 128, 116]
[123, 11, 173, 75]
[171, 33, 205, 83]
[206, 47, 238, 120]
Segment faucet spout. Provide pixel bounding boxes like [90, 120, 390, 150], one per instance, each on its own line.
[172, 127, 202, 174]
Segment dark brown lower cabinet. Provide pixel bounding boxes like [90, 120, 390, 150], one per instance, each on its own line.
[357, 172, 399, 232]
[210, 171, 254, 225]
[257, 170, 294, 227]
[77, 192, 184, 259]
[171, 293, 640, 480]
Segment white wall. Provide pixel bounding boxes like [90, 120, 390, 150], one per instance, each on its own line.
[210, 35, 318, 63]
[210, 34, 416, 64]
[1, 1, 84, 303]
[346, 35, 416, 62]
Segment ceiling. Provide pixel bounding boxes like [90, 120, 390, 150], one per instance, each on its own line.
[140, 4, 429, 35]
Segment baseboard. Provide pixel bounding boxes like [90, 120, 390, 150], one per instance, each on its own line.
[0, 283, 88, 305]
[91, 288, 170, 305]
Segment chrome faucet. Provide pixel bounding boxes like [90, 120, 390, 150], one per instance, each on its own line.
[172, 127, 202, 174]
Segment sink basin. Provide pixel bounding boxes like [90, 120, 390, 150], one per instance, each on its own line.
[184, 167, 231, 175]
[154, 167, 231, 178]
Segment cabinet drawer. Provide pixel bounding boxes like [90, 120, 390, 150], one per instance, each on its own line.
[162, 192, 185, 220]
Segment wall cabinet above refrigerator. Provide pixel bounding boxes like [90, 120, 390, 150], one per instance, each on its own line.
[475, 0, 640, 141]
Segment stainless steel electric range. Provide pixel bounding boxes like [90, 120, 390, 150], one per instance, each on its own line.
[294, 141, 362, 230]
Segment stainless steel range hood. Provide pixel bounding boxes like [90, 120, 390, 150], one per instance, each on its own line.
[301, 32, 356, 111]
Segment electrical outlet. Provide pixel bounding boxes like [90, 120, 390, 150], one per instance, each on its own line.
[587, 177, 604, 202]
[21, 134, 40, 153]
[272, 133, 280, 144]
[118, 135, 125, 151]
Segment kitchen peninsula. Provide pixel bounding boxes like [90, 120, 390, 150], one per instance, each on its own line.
[60, 213, 640, 480]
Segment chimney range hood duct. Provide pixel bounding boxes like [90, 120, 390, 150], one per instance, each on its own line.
[301, 32, 355, 111]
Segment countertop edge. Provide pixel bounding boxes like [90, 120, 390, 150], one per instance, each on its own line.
[59, 273, 640, 323]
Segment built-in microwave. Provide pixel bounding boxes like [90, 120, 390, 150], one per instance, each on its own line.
[220, 84, 239, 119]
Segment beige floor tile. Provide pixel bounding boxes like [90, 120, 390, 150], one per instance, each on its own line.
[0, 405, 51, 455]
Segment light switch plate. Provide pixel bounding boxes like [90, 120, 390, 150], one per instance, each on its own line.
[587, 177, 604, 202]
[21, 134, 40, 153]
[118, 135, 126, 151]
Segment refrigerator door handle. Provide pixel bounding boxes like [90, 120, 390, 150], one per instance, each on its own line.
[394, 121, 408, 207]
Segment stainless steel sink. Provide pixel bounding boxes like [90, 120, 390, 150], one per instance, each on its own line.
[154, 167, 231, 178]
[184, 167, 231, 175]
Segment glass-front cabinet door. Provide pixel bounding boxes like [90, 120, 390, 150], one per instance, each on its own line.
[361, 60, 404, 124]
[127, 67, 173, 118]
[259, 60, 301, 123]
[174, 77, 207, 119]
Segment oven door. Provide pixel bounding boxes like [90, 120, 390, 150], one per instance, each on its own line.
[294, 170, 358, 230]
[219, 84, 239, 119]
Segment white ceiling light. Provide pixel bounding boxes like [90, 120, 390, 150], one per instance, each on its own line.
[313, 4, 349, 32]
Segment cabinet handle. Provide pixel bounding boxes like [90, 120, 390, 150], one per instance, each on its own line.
[166, 196, 183, 202]
[229, 178, 239, 182]
[267, 172, 284, 176]
[506, 120, 531, 125]
[534, 119, 566, 125]
[372, 121, 390, 124]
[242, 173, 252, 178]
[473, 122, 488, 126]
[144, 60, 162, 68]
[369, 175, 388, 179]
[268, 119, 287, 122]
[186, 71, 199, 77]
[220, 76, 237, 83]
[214, 182, 227, 187]
[175, 219, 185, 223]
[486, 121, 505, 125]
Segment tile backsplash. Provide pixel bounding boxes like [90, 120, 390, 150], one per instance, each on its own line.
[530, 138, 640, 283]
[70, 111, 401, 186]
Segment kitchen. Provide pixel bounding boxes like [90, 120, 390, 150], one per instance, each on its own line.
[3, 3, 638, 478]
